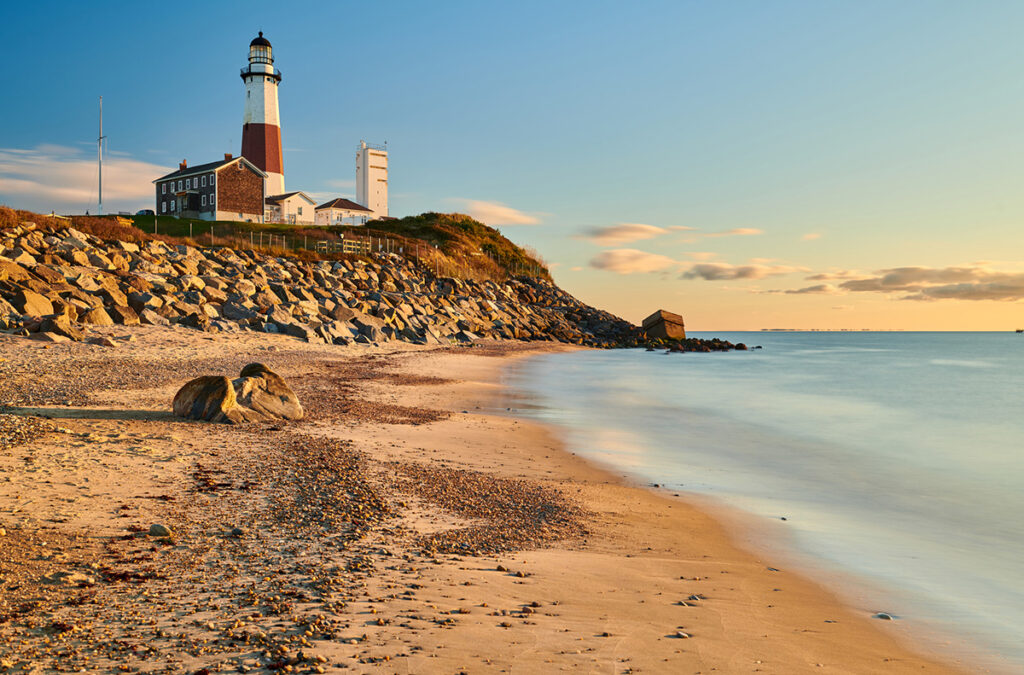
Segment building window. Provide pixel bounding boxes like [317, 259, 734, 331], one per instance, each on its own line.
[210, 174, 215, 185]
[297, 206, 303, 215]
[209, 193, 215, 206]
[161, 183, 166, 195]
[201, 176, 206, 187]
[177, 180, 182, 191]
[161, 201, 166, 213]
[170, 199, 175, 211]
[185, 178, 190, 190]
[201, 195, 206, 207]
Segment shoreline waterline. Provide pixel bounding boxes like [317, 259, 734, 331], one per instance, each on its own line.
[501, 335, 1020, 673]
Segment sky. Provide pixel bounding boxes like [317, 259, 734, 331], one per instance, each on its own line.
[2, 0, 1024, 330]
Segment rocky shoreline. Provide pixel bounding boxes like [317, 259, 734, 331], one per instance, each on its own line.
[1, 215, 744, 353]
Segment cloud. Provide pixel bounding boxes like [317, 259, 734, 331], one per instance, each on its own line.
[782, 284, 839, 294]
[569, 266, 583, 272]
[686, 251, 718, 261]
[580, 223, 668, 246]
[452, 199, 540, 225]
[682, 262, 801, 280]
[589, 248, 679, 274]
[703, 227, 763, 238]
[802, 232, 822, 240]
[837, 265, 1024, 302]
[324, 178, 355, 189]
[806, 269, 861, 281]
[0, 144, 171, 213]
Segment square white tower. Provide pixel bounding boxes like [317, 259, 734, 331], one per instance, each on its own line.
[355, 141, 388, 219]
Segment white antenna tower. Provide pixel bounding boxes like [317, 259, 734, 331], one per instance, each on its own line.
[98, 96, 106, 215]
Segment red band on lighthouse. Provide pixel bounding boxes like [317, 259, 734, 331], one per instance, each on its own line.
[241, 123, 283, 175]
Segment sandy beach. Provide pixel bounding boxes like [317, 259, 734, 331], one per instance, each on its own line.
[0, 327, 966, 673]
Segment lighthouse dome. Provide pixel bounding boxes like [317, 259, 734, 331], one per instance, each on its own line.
[249, 32, 273, 64]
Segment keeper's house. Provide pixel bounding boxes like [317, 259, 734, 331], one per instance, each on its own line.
[154, 154, 267, 222]
[265, 191, 316, 225]
[314, 197, 373, 226]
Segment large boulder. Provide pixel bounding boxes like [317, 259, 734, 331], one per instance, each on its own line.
[172, 364, 302, 424]
[172, 376, 263, 424]
[232, 363, 304, 421]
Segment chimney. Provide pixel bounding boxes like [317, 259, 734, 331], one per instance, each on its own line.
[224, 152, 232, 161]
[179, 159, 187, 170]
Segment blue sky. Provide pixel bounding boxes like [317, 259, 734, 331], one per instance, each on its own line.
[3, 1, 1024, 328]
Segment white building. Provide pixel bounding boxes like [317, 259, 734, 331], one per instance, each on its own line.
[315, 197, 373, 226]
[265, 191, 316, 224]
[355, 141, 388, 219]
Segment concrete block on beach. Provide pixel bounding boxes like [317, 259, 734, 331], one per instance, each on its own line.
[642, 309, 686, 340]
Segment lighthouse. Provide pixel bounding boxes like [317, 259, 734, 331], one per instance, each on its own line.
[240, 32, 284, 196]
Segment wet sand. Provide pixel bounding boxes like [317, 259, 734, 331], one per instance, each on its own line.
[0, 327, 966, 673]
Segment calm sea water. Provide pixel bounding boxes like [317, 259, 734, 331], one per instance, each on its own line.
[505, 332, 1024, 670]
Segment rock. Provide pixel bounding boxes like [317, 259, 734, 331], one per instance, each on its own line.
[0, 258, 36, 283]
[172, 375, 263, 424]
[873, 612, 894, 620]
[86, 336, 118, 348]
[39, 314, 83, 341]
[232, 363, 304, 420]
[139, 308, 170, 326]
[79, 306, 115, 325]
[42, 571, 95, 586]
[29, 331, 70, 343]
[180, 312, 211, 331]
[12, 289, 53, 317]
[127, 291, 164, 313]
[148, 523, 172, 537]
[108, 305, 140, 326]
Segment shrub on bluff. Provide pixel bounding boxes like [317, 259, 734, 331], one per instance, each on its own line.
[173, 363, 303, 424]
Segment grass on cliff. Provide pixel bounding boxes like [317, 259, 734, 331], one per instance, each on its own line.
[1, 206, 549, 282]
[364, 213, 550, 281]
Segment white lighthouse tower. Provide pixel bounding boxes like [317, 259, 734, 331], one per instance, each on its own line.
[241, 32, 285, 196]
[355, 140, 388, 218]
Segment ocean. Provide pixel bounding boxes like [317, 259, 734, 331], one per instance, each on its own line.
[505, 332, 1024, 671]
